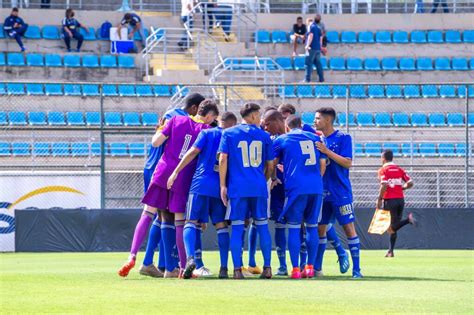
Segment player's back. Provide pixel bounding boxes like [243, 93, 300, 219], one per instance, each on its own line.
[378, 163, 410, 199]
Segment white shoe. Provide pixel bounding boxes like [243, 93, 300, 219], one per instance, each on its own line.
[193, 266, 213, 277]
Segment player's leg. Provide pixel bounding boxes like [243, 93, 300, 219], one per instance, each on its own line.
[303, 194, 323, 278]
[160, 210, 179, 277]
[326, 222, 350, 273]
[168, 189, 191, 276]
[337, 203, 362, 278]
[285, 194, 305, 279]
[211, 197, 230, 279]
[194, 224, 204, 269]
[140, 213, 164, 278]
[253, 197, 272, 279]
[247, 222, 258, 270]
[274, 221, 288, 276]
[299, 225, 308, 271]
[314, 201, 333, 276]
[227, 198, 247, 279]
[157, 240, 166, 272]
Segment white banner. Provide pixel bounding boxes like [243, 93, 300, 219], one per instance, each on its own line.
[0, 172, 101, 252]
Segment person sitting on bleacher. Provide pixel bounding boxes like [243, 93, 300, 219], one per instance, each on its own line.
[290, 16, 306, 57]
[62, 9, 88, 53]
[117, 13, 146, 49]
[3, 7, 28, 52]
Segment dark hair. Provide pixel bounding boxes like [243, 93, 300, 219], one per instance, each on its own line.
[263, 105, 278, 113]
[316, 107, 336, 122]
[297, 16, 303, 20]
[210, 120, 219, 127]
[263, 109, 284, 122]
[382, 149, 394, 162]
[12, 7, 19, 12]
[197, 99, 219, 117]
[278, 103, 296, 115]
[124, 13, 131, 20]
[66, 8, 74, 18]
[184, 93, 205, 110]
[286, 115, 302, 129]
[240, 103, 260, 118]
[221, 111, 237, 123]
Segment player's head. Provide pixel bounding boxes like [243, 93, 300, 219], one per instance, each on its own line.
[315, 107, 336, 131]
[382, 149, 394, 164]
[285, 115, 302, 131]
[314, 14, 322, 24]
[262, 110, 285, 135]
[183, 93, 205, 116]
[240, 103, 261, 125]
[263, 105, 278, 113]
[11, 7, 19, 16]
[278, 103, 296, 119]
[124, 13, 132, 22]
[220, 111, 237, 129]
[296, 16, 303, 25]
[197, 99, 219, 125]
[66, 8, 75, 18]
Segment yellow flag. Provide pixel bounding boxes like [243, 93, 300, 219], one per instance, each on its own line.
[368, 209, 391, 235]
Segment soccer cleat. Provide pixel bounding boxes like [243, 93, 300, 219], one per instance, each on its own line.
[275, 266, 288, 276]
[118, 257, 136, 277]
[304, 265, 315, 278]
[246, 266, 262, 275]
[259, 267, 272, 279]
[233, 268, 245, 279]
[183, 257, 197, 279]
[385, 251, 394, 258]
[193, 266, 213, 277]
[338, 251, 350, 274]
[218, 267, 229, 279]
[315, 270, 324, 278]
[163, 268, 180, 278]
[352, 270, 364, 279]
[408, 212, 417, 226]
[290, 267, 302, 279]
[139, 264, 164, 278]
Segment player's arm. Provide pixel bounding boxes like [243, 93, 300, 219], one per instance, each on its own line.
[403, 181, 414, 190]
[151, 132, 168, 147]
[219, 153, 229, 206]
[152, 117, 173, 147]
[376, 182, 387, 209]
[319, 158, 327, 176]
[167, 147, 201, 189]
[315, 141, 352, 169]
[270, 158, 282, 189]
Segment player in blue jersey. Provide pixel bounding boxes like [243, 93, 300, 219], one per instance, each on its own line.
[278, 103, 315, 133]
[273, 115, 326, 279]
[166, 112, 238, 279]
[314, 107, 363, 279]
[219, 103, 275, 279]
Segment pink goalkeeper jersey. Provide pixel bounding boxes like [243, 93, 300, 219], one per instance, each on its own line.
[151, 115, 210, 192]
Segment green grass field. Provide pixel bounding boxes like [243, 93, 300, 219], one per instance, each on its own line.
[1, 250, 473, 314]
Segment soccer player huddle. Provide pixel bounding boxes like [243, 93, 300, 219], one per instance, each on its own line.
[118, 93, 363, 280]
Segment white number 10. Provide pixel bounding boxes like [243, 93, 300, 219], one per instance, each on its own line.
[299, 140, 316, 166]
[238, 140, 263, 167]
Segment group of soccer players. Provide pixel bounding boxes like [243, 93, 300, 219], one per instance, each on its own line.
[118, 93, 363, 280]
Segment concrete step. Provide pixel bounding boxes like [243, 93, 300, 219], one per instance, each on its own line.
[214, 86, 265, 101]
[146, 69, 208, 84]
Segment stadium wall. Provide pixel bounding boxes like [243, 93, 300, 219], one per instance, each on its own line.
[13, 208, 474, 252]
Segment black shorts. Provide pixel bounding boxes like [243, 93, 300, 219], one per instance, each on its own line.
[384, 198, 405, 228]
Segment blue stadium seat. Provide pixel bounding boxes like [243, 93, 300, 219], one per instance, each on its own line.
[0, 53, 5, 66]
[350, 85, 367, 98]
[419, 143, 437, 157]
[7, 53, 25, 66]
[136, 85, 154, 97]
[452, 57, 468, 71]
[458, 85, 474, 98]
[381, 58, 398, 71]
[402, 143, 419, 157]
[45, 84, 63, 96]
[80, 27, 97, 41]
[279, 85, 296, 98]
[399, 58, 416, 71]
[411, 113, 428, 127]
[417, 58, 433, 71]
[7, 83, 25, 95]
[330, 57, 345, 70]
[447, 113, 464, 126]
[29, 112, 47, 125]
[427, 30, 443, 43]
[240, 59, 256, 70]
[100, 55, 117, 68]
[364, 58, 381, 71]
[224, 58, 240, 70]
[133, 28, 149, 41]
[341, 31, 357, 43]
[440, 85, 457, 98]
[0, 142, 10, 156]
[154, 85, 171, 97]
[64, 55, 81, 67]
[301, 112, 315, 125]
[320, 56, 328, 70]
[255, 30, 271, 43]
[0, 112, 7, 125]
[25, 25, 41, 39]
[26, 53, 44, 66]
[71, 143, 90, 156]
[0, 83, 5, 95]
[347, 58, 363, 71]
[314, 85, 332, 98]
[294, 56, 306, 70]
[9, 111, 27, 125]
[358, 31, 374, 43]
[337, 112, 356, 126]
[91, 143, 109, 156]
[368, 85, 385, 98]
[26, 83, 44, 95]
[435, 57, 451, 71]
[271, 30, 287, 43]
[429, 112, 446, 127]
[404, 85, 421, 98]
[445, 30, 461, 43]
[86, 112, 101, 126]
[456, 143, 467, 156]
[422, 85, 438, 98]
[33, 142, 50, 156]
[326, 31, 339, 43]
[365, 143, 382, 157]
[354, 143, 364, 157]
[82, 55, 99, 68]
[411, 30, 427, 43]
[129, 143, 146, 157]
[45, 54, 62, 67]
[393, 112, 410, 127]
[118, 85, 136, 97]
[258, 58, 277, 70]
[82, 84, 99, 96]
[296, 85, 313, 98]
[0, 24, 3, 39]
[463, 30, 474, 43]
[275, 57, 293, 70]
[42, 25, 60, 39]
[110, 143, 128, 156]
[375, 30, 391, 43]
[103, 84, 118, 96]
[438, 143, 456, 157]
[64, 84, 82, 96]
[142, 113, 159, 126]
[118, 55, 135, 68]
[52, 142, 70, 156]
[383, 143, 401, 157]
[105, 112, 122, 126]
[393, 30, 409, 43]
[375, 112, 392, 126]
[123, 112, 141, 126]
[357, 112, 374, 126]
[12, 142, 30, 156]
[67, 112, 85, 126]
[333, 85, 347, 98]
[48, 111, 66, 125]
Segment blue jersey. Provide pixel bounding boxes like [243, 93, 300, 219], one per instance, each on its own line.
[189, 127, 223, 198]
[62, 17, 82, 31]
[3, 15, 25, 31]
[273, 129, 325, 195]
[270, 135, 285, 211]
[308, 23, 322, 51]
[302, 123, 315, 133]
[144, 108, 187, 170]
[322, 130, 353, 205]
[218, 124, 274, 198]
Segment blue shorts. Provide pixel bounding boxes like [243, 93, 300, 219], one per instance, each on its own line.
[283, 194, 323, 226]
[270, 197, 285, 224]
[143, 168, 154, 193]
[320, 200, 355, 226]
[186, 193, 226, 224]
[226, 197, 269, 222]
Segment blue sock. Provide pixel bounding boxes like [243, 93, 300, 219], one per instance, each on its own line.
[314, 236, 327, 271]
[299, 228, 308, 269]
[158, 240, 165, 270]
[183, 222, 197, 259]
[348, 236, 361, 272]
[255, 220, 272, 268]
[172, 244, 180, 268]
[248, 224, 258, 267]
[217, 227, 230, 268]
[161, 223, 176, 272]
[142, 219, 161, 266]
[327, 224, 346, 257]
[240, 226, 247, 267]
[195, 226, 204, 269]
[305, 225, 318, 267]
[231, 222, 244, 269]
[275, 223, 287, 269]
[287, 224, 301, 268]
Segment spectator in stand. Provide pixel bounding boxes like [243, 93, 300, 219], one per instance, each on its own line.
[178, 0, 194, 48]
[62, 9, 88, 52]
[314, 14, 327, 56]
[414, 0, 425, 13]
[215, 0, 233, 41]
[304, 15, 324, 83]
[431, 0, 449, 13]
[201, 0, 216, 33]
[290, 16, 307, 57]
[117, 12, 146, 49]
[3, 7, 28, 52]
